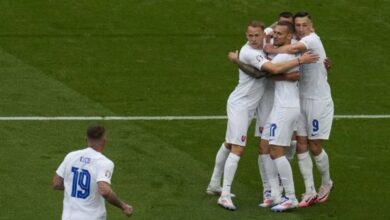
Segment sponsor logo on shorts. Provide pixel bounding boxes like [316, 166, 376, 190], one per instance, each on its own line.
[241, 135, 247, 142]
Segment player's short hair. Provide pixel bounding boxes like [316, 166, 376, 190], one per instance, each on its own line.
[87, 125, 106, 141]
[276, 20, 295, 34]
[247, 20, 265, 31]
[279, 11, 293, 19]
[294, 11, 312, 21]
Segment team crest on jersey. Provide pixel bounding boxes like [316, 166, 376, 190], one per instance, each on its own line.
[105, 170, 112, 178]
[241, 135, 247, 142]
[256, 55, 264, 62]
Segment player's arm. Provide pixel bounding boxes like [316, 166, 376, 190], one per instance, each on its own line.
[227, 51, 270, 78]
[261, 51, 318, 74]
[264, 42, 307, 54]
[98, 181, 133, 218]
[267, 71, 300, 81]
[52, 174, 64, 190]
[324, 57, 332, 72]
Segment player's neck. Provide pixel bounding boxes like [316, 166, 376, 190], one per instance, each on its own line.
[88, 145, 104, 153]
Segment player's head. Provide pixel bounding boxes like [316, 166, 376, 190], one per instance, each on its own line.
[246, 20, 265, 49]
[273, 20, 294, 47]
[278, 11, 294, 24]
[294, 11, 313, 39]
[86, 125, 106, 150]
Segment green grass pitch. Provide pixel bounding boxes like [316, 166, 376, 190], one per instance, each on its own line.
[0, 0, 389, 219]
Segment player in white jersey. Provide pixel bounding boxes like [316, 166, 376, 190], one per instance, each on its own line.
[256, 13, 296, 208]
[264, 11, 334, 208]
[260, 21, 301, 212]
[230, 13, 298, 208]
[207, 20, 319, 211]
[52, 125, 133, 219]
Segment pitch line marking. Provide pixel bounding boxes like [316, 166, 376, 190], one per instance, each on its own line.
[0, 115, 389, 121]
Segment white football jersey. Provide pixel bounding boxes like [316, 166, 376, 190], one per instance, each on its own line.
[271, 53, 300, 107]
[56, 147, 114, 220]
[228, 42, 269, 110]
[264, 38, 298, 60]
[299, 32, 332, 100]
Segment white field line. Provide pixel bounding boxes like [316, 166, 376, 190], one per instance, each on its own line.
[0, 115, 389, 121]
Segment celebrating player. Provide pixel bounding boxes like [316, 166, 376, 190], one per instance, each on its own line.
[264, 11, 334, 208]
[207, 20, 319, 211]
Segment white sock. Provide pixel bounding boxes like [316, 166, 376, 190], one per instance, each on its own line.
[209, 143, 230, 187]
[297, 152, 316, 193]
[221, 153, 240, 197]
[285, 140, 297, 161]
[314, 149, 331, 186]
[274, 156, 296, 199]
[265, 156, 280, 200]
[259, 154, 271, 192]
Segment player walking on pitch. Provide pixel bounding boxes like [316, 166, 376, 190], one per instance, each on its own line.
[52, 125, 133, 219]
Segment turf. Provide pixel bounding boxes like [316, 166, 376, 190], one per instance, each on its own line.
[0, 0, 389, 219]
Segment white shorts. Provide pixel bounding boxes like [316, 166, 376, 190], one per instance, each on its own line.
[254, 90, 274, 137]
[262, 106, 300, 146]
[225, 103, 256, 146]
[297, 98, 334, 140]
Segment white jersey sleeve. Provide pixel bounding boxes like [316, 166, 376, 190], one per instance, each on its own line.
[96, 159, 114, 184]
[240, 46, 268, 70]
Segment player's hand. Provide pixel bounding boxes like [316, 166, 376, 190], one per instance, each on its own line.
[122, 204, 133, 218]
[324, 57, 332, 71]
[263, 44, 275, 54]
[227, 50, 239, 63]
[285, 71, 300, 81]
[265, 34, 272, 44]
[300, 51, 320, 64]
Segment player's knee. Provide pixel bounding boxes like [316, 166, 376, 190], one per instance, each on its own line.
[309, 140, 323, 156]
[269, 146, 284, 159]
[296, 137, 308, 154]
[224, 142, 232, 150]
[258, 140, 270, 154]
[231, 145, 245, 156]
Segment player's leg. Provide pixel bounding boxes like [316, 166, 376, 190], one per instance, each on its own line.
[309, 139, 333, 203]
[207, 142, 231, 195]
[270, 145, 298, 212]
[285, 130, 297, 161]
[218, 105, 250, 210]
[259, 138, 279, 208]
[254, 108, 274, 207]
[258, 116, 282, 208]
[269, 107, 300, 212]
[296, 99, 317, 208]
[308, 99, 334, 203]
[218, 144, 243, 210]
[296, 135, 317, 207]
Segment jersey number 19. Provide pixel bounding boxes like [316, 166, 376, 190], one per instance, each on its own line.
[71, 167, 91, 199]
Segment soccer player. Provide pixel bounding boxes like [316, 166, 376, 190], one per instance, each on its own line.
[264, 11, 335, 208]
[262, 21, 302, 212]
[52, 125, 133, 219]
[207, 20, 319, 211]
[256, 12, 296, 208]
[235, 12, 297, 208]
